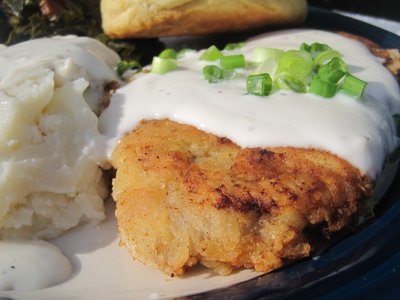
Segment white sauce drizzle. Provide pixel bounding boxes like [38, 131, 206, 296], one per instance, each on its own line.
[0, 240, 72, 290]
[99, 29, 400, 178]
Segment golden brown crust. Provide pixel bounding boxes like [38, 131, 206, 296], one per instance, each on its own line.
[101, 0, 307, 38]
[112, 119, 373, 276]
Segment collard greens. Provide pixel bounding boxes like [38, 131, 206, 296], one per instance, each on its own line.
[0, 0, 162, 61]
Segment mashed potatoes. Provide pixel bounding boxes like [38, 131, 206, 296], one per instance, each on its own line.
[0, 36, 120, 239]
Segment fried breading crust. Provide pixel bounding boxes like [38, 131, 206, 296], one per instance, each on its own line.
[112, 119, 373, 276]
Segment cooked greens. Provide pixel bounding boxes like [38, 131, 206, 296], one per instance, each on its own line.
[0, 0, 162, 62]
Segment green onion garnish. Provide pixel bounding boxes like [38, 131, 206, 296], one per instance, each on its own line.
[341, 73, 367, 97]
[202, 66, 236, 82]
[317, 57, 348, 83]
[253, 47, 284, 63]
[276, 50, 313, 80]
[159, 48, 177, 59]
[309, 75, 338, 98]
[151, 57, 177, 74]
[299, 43, 311, 52]
[220, 54, 246, 69]
[203, 65, 223, 83]
[247, 73, 273, 96]
[222, 68, 236, 80]
[177, 48, 194, 58]
[310, 42, 332, 58]
[254, 59, 278, 76]
[200, 45, 223, 61]
[198, 40, 367, 99]
[117, 60, 142, 78]
[314, 50, 342, 66]
[278, 74, 307, 93]
[224, 42, 245, 51]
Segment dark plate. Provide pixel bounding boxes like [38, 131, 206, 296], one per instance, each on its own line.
[181, 6, 400, 300]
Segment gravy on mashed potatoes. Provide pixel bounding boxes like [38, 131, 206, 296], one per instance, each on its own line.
[0, 36, 119, 290]
[0, 36, 119, 239]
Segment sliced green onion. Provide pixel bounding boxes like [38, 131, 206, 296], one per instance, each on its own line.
[247, 73, 273, 96]
[177, 48, 194, 58]
[309, 75, 338, 98]
[203, 65, 223, 83]
[314, 50, 342, 66]
[200, 45, 223, 61]
[254, 58, 277, 76]
[310, 42, 332, 58]
[278, 74, 307, 93]
[310, 43, 331, 51]
[224, 42, 245, 51]
[220, 54, 246, 69]
[317, 57, 348, 83]
[253, 47, 284, 63]
[117, 60, 142, 77]
[299, 42, 311, 52]
[222, 68, 236, 80]
[202, 66, 236, 82]
[197, 41, 367, 99]
[341, 73, 367, 97]
[151, 57, 177, 74]
[276, 50, 313, 80]
[159, 48, 177, 59]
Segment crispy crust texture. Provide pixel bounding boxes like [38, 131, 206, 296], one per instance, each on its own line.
[112, 119, 373, 276]
[101, 0, 307, 38]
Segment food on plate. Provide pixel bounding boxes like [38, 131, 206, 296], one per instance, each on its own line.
[99, 29, 400, 276]
[0, 36, 120, 239]
[100, 0, 307, 38]
[112, 119, 373, 276]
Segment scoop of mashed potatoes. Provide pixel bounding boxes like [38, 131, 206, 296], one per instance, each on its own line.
[0, 36, 120, 239]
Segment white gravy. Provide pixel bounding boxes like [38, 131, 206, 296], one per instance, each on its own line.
[99, 29, 400, 178]
[0, 240, 72, 290]
[0, 35, 120, 114]
[0, 35, 118, 83]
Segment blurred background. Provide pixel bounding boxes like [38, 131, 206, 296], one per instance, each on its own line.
[308, 0, 400, 21]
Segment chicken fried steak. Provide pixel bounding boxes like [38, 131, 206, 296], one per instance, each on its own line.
[112, 119, 373, 276]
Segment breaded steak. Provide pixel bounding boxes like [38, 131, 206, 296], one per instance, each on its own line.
[112, 119, 373, 276]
